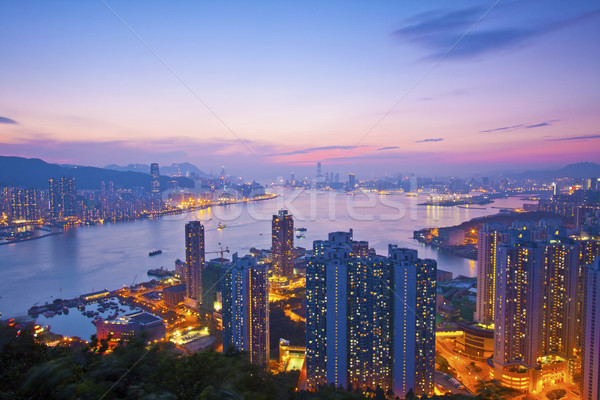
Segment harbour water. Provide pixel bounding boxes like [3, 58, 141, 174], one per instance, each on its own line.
[0, 190, 527, 338]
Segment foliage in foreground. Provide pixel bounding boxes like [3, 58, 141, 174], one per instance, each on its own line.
[0, 325, 480, 399]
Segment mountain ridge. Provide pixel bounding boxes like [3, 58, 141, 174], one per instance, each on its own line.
[0, 156, 194, 190]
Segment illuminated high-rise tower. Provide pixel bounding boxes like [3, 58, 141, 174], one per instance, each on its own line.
[185, 221, 205, 307]
[272, 209, 294, 277]
[150, 163, 160, 196]
[9, 188, 38, 221]
[348, 173, 356, 190]
[494, 242, 544, 371]
[48, 177, 76, 219]
[306, 231, 436, 398]
[541, 242, 579, 360]
[221, 254, 269, 368]
[582, 257, 600, 400]
[476, 222, 508, 324]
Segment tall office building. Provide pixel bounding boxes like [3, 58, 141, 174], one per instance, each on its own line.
[272, 209, 294, 278]
[306, 231, 436, 398]
[150, 163, 160, 196]
[185, 221, 205, 306]
[221, 254, 269, 368]
[582, 257, 600, 400]
[48, 177, 76, 219]
[475, 222, 508, 324]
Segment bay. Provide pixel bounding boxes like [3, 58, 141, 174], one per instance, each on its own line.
[0, 189, 527, 338]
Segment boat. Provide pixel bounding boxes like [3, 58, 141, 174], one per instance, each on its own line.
[149, 249, 163, 256]
[296, 234, 306, 239]
[147, 266, 175, 278]
[295, 227, 307, 232]
[217, 222, 227, 230]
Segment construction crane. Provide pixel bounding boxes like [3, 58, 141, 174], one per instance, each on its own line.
[205, 246, 230, 266]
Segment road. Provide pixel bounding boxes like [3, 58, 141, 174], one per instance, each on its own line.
[434, 372, 471, 396]
[436, 337, 491, 395]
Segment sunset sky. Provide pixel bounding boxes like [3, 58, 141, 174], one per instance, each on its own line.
[1, 1, 599, 179]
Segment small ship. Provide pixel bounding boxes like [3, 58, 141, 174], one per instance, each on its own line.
[149, 249, 163, 257]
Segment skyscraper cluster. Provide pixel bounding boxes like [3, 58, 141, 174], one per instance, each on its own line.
[476, 219, 600, 397]
[7, 187, 39, 221]
[306, 230, 436, 398]
[272, 209, 294, 278]
[48, 177, 76, 219]
[221, 253, 270, 368]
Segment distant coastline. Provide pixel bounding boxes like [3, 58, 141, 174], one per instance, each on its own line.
[0, 193, 279, 246]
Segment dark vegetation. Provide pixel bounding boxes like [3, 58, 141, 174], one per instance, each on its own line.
[1, 325, 484, 399]
[270, 300, 306, 358]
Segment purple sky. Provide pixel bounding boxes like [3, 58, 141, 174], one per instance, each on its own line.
[1, 1, 599, 179]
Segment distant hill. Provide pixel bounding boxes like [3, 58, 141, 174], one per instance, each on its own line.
[104, 162, 209, 178]
[0, 156, 195, 190]
[516, 162, 600, 179]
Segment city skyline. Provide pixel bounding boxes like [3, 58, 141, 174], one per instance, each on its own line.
[1, 2, 600, 398]
[1, 1, 599, 178]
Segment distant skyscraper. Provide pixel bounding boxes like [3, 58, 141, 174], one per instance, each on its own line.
[582, 257, 600, 400]
[348, 173, 356, 190]
[185, 221, 205, 306]
[150, 163, 160, 196]
[306, 231, 436, 398]
[476, 222, 508, 324]
[272, 209, 294, 277]
[221, 254, 269, 368]
[9, 188, 38, 221]
[48, 177, 76, 219]
[316, 162, 322, 178]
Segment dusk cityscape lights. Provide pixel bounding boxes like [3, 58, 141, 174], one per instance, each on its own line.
[1, 1, 600, 399]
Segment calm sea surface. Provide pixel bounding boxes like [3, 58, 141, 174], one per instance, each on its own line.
[0, 190, 527, 338]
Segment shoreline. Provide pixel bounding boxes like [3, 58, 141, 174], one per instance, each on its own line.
[413, 210, 569, 260]
[1, 193, 279, 246]
[0, 231, 64, 246]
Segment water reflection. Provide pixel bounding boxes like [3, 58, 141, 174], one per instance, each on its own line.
[0, 191, 524, 320]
